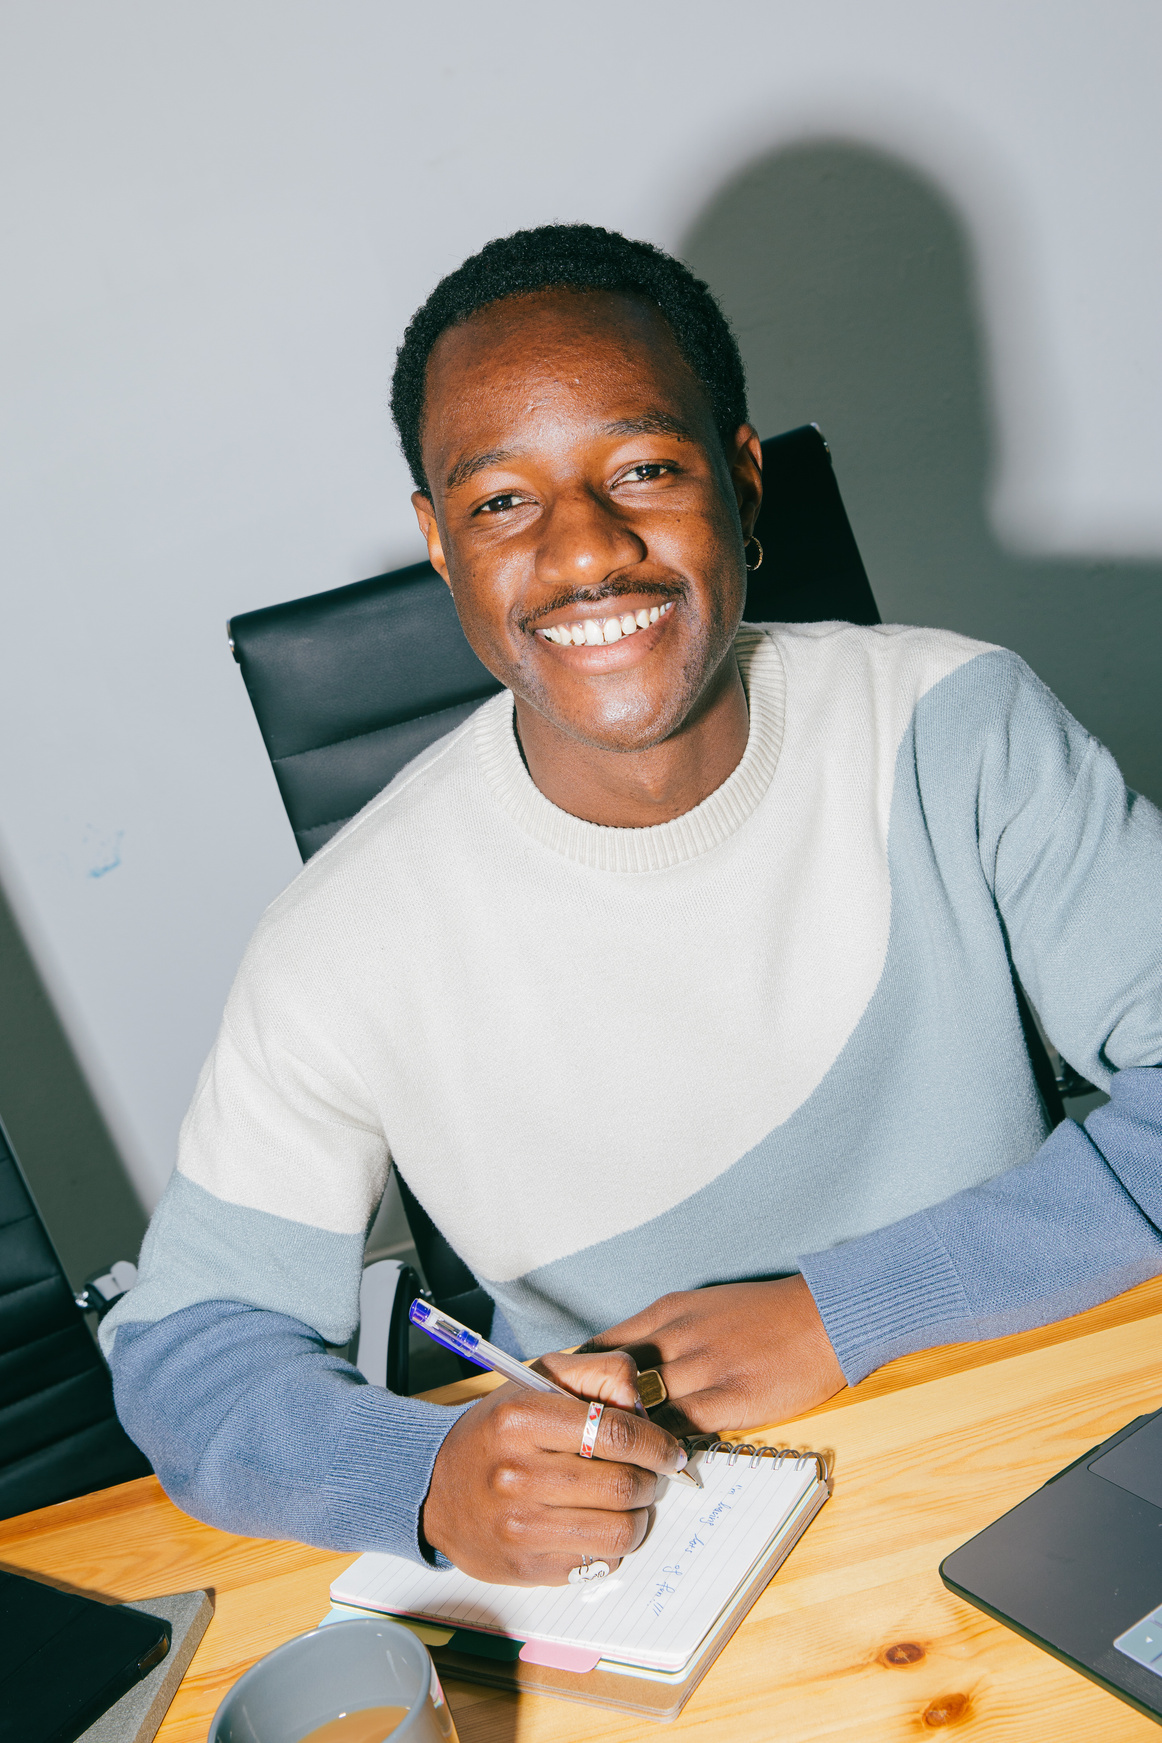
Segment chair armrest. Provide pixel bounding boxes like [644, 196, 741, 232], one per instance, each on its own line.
[74, 1259, 138, 1321]
[354, 1259, 424, 1394]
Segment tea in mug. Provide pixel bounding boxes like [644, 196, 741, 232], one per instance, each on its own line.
[299, 1706, 411, 1742]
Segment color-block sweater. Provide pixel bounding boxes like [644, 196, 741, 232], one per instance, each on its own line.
[103, 624, 1162, 1561]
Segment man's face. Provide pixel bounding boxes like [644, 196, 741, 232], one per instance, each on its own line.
[414, 288, 761, 756]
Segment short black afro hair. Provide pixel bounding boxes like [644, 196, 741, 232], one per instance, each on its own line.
[391, 223, 749, 496]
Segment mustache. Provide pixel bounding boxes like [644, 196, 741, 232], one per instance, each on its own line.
[519, 577, 685, 633]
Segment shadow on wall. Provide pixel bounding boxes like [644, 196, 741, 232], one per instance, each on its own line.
[683, 140, 1162, 806]
[0, 875, 145, 1288]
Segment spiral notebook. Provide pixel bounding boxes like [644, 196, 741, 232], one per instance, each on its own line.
[331, 1443, 830, 1717]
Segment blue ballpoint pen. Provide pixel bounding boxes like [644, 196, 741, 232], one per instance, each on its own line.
[408, 1299, 701, 1487]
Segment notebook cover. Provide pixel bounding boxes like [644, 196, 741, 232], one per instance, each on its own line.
[0, 1574, 172, 1743]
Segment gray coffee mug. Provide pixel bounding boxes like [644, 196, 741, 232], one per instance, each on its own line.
[207, 1617, 458, 1743]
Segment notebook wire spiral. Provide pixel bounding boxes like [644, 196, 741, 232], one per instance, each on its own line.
[685, 1437, 832, 1488]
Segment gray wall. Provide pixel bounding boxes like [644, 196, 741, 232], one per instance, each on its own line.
[0, 3, 1158, 1269]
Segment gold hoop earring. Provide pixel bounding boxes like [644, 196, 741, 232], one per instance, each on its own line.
[745, 534, 764, 572]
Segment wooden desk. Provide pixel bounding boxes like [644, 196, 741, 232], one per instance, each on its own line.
[5, 1279, 1162, 1742]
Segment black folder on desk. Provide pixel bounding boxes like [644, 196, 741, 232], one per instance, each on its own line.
[941, 1405, 1162, 1726]
[0, 1572, 171, 1743]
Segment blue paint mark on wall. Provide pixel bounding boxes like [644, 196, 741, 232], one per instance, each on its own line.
[84, 827, 124, 879]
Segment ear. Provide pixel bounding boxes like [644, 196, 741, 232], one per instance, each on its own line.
[412, 492, 452, 588]
[729, 425, 764, 540]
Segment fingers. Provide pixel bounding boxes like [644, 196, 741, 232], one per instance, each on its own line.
[587, 1396, 686, 1477]
[489, 1502, 652, 1587]
[580, 1291, 700, 1357]
[424, 1384, 681, 1588]
[580, 1293, 708, 1380]
[543, 1502, 652, 1573]
[489, 1388, 687, 1478]
[632, 1348, 718, 1412]
[651, 1382, 781, 1438]
[511, 1447, 660, 1513]
[532, 1347, 642, 1411]
[649, 1396, 710, 1438]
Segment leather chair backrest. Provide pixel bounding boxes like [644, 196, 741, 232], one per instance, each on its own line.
[0, 1126, 150, 1520]
[229, 425, 878, 860]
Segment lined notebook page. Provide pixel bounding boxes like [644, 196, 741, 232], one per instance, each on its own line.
[332, 1454, 818, 1672]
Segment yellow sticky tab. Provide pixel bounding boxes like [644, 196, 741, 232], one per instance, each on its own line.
[319, 1604, 454, 1648]
[395, 1618, 455, 1647]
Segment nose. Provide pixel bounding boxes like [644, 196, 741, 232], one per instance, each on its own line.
[535, 485, 645, 594]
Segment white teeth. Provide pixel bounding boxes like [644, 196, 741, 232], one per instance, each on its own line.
[540, 600, 673, 645]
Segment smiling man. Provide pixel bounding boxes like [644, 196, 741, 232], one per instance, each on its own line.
[104, 225, 1162, 1584]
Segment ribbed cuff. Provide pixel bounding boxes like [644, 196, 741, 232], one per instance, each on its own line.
[799, 1216, 970, 1385]
[323, 1390, 471, 1565]
[1086, 1065, 1162, 1230]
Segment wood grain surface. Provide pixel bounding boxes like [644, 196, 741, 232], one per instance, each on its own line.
[5, 1276, 1162, 1742]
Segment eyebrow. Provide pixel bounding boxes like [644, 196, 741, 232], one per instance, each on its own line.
[600, 411, 695, 440]
[445, 448, 516, 491]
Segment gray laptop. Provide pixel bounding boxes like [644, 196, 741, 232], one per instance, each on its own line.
[941, 1406, 1162, 1725]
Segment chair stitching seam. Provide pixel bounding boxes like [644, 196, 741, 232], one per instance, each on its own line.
[270, 689, 500, 766]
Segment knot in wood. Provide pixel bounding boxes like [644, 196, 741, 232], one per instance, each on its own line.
[922, 1692, 971, 1727]
[882, 1641, 925, 1666]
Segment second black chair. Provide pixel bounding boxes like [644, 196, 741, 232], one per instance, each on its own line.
[0, 1123, 151, 1520]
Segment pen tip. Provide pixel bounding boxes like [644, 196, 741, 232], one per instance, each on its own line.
[676, 1466, 703, 1489]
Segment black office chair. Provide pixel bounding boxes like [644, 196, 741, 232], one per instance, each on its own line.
[228, 425, 1065, 1390]
[0, 1121, 151, 1520]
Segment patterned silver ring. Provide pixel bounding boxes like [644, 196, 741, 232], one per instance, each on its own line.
[568, 1555, 611, 1585]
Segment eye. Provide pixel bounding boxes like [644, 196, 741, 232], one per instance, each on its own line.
[617, 462, 675, 485]
[474, 492, 528, 515]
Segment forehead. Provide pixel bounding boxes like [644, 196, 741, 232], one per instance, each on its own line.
[420, 288, 711, 476]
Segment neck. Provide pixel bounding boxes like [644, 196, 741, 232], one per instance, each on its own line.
[512, 655, 750, 828]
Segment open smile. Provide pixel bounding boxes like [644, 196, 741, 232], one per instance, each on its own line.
[535, 600, 675, 647]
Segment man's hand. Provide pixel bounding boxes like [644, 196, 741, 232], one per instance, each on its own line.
[581, 1277, 846, 1436]
[421, 1349, 689, 1585]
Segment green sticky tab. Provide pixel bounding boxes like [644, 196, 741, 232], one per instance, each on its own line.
[447, 1629, 524, 1661]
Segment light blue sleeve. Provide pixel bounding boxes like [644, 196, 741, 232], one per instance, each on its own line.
[100, 1170, 468, 1560]
[108, 1300, 468, 1560]
[801, 655, 1162, 1382]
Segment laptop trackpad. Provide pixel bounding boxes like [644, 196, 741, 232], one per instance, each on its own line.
[1090, 1414, 1162, 1510]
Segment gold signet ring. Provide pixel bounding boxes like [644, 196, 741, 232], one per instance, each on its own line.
[637, 1368, 668, 1410]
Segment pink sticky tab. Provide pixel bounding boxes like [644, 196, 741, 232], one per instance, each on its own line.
[518, 1639, 601, 1673]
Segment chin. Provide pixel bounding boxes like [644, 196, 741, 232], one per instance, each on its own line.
[554, 697, 695, 756]
[511, 639, 723, 756]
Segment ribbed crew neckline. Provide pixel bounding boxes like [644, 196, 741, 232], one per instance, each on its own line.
[473, 626, 785, 872]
